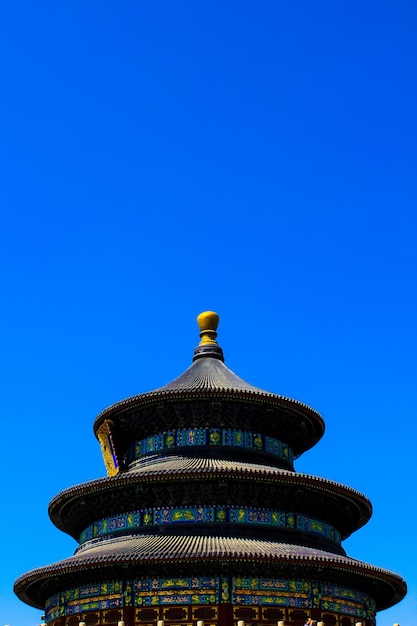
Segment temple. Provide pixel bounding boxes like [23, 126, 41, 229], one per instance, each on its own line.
[15, 311, 406, 626]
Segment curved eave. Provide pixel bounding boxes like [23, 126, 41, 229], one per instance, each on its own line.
[93, 388, 325, 457]
[14, 535, 406, 612]
[95, 388, 323, 432]
[48, 457, 372, 538]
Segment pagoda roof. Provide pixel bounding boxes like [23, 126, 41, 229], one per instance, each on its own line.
[14, 311, 408, 621]
[48, 455, 372, 540]
[95, 354, 323, 419]
[50, 454, 372, 507]
[14, 533, 406, 612]
[93, 312, 325, 457]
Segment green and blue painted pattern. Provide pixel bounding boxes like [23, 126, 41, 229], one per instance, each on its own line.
[233, 577, 375, 620]
[135, 576, 226, 606]
[78, 507, 341, 546]
[125, 428, 293, 465]
[45, 577, 375, 623]
[45, 580, 126, 620]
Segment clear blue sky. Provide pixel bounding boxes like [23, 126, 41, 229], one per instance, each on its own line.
[1, 2, 416, 625]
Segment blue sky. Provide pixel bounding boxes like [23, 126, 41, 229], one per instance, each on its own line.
[0, 2, 416, 625]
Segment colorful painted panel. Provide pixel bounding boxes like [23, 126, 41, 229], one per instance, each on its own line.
[134, 577, 224, 606]
[45, 577, 376, 624]
[222, 429, 253, 448]
[320, 582, 376, 617]
[139, 433, 164, 456]
[176, 428, 207, 446]
[45, 581, 125, 620]
[126, 428, 294, 465]
[153, 507, 215, 524]
[78, 507, 340, 546]
[232, 578, 375, 619]
[265, 435, 290, 459]
[45, 592, 64, 621]
[233, 577, 313, 607]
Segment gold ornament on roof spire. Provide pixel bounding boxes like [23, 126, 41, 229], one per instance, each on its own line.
[197, 311, 219, 345]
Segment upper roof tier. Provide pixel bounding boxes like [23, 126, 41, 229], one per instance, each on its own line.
[94, 312, 325, 474]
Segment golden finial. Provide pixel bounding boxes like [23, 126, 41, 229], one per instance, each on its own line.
[197, 311, 219, 345]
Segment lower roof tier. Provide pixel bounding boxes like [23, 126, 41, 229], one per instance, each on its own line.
[14, 533, 406, 612]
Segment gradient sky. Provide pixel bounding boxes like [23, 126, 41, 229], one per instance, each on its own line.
[0, 2, 416, 626]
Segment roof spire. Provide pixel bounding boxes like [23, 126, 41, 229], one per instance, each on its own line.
[193, 311, 224, 361]
[197, 311, 219, 345]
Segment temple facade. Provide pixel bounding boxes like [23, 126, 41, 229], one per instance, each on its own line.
[15, 311, 406, 626]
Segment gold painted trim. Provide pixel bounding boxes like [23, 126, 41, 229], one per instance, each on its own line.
[96, 419, 119, 477]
